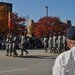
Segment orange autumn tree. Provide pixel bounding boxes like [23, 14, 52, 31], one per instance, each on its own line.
[11, 13, 27, 34]
[0, 4, 8, 34]
[0, 4, 27, 35]
[33, 16, 70, 37]
[33, 17, 62, 37]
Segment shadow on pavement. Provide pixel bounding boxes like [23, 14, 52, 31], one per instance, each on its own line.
[16, 55, 56, 59]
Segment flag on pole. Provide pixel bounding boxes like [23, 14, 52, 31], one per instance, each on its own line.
[8, 10, 12, 29]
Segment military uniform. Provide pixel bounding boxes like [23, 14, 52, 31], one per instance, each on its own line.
[5, 34, 12, 56]
[12, 34, 18, 56]
[57, 35, 63, 53]
[53, 34, 57, 53]
[43, 36, 48, 52]
[5, 34, 9, 56]
[62, 34, 66, 52]
[48, 34, 53, 53]
[20, 32, 28, 56]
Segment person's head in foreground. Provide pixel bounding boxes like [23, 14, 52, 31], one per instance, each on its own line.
[52, 26, 75, 75]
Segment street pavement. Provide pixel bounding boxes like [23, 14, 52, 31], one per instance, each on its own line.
[0, 48, 59, 75]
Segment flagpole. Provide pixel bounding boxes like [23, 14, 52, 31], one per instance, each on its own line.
[9, 25, 10, 34]
[8, 8, 10, 34]
[9, 10, 10, 34]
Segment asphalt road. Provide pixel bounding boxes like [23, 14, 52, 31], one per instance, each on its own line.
[0, 49, 58, 75]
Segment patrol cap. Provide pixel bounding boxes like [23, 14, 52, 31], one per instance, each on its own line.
[66, 26, 75, 40]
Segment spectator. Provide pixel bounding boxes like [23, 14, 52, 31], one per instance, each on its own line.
[52, 26, 75, 75]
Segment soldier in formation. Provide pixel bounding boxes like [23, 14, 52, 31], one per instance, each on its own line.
[43, 35, 48, 53]
[5, 32, 28, 57]
[48, 34, 53, 53]
[52, 33, 57, 53]
[5, 33, 12, 56]
[12, 33, 18, 56]
[19, 32, 28, 56]
[57, 32, 63, 53]
[48, 32, 67, 53]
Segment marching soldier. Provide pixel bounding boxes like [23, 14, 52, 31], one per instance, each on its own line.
[5, 33, 12, 56]
[48, 34, 53, 53]
[5, 34, 9, 56]
[43, 35, 48, 53]
[53, 33, 57, 53]
[62, 33, 66, 52]
[20, 32, 28, 56]
[12, 33, 18, 56]
[57, 32, 63, 53]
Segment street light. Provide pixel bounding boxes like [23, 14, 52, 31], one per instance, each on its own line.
[45, 6, 48, 17]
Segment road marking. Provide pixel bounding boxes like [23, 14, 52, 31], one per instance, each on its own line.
[0, 68, 28, 73]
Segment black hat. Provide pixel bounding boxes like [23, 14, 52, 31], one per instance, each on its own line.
[66, 26, 75, 40]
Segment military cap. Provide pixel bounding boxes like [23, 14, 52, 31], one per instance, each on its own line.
[66, 26, 75, 40]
